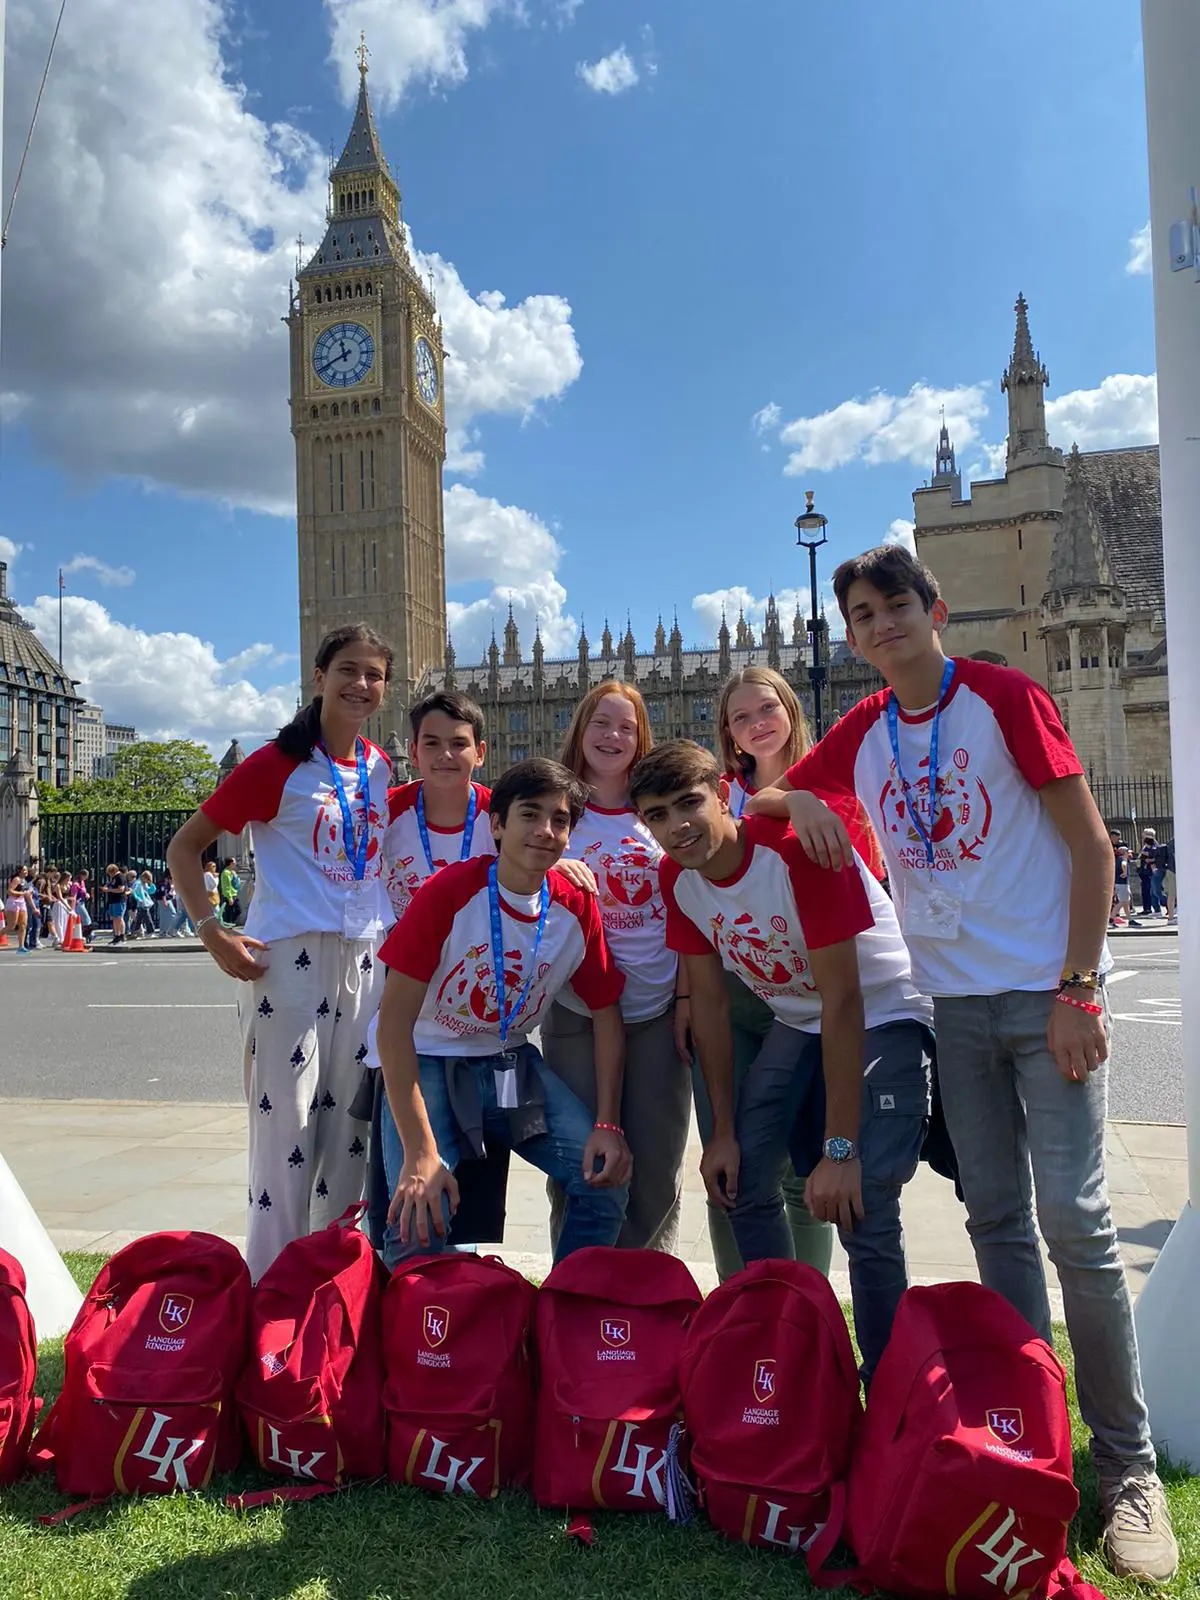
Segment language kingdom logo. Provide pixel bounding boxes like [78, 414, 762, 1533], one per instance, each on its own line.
[600, 1318, 631, 1348]
[423, 1305, 450, 1349]
[986, 1407, 1025, 1445]
[158, 1293, 194, 1334]
[753, 1358, 777, 1405]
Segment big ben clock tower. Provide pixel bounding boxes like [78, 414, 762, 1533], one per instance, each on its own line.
[289, 38, 447, 731]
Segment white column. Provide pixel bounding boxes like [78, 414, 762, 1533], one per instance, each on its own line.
[1133, 0, 1200, 1463]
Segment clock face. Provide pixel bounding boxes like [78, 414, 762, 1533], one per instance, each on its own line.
[312, 321, 375, 388]
[414, 335, 440, 407]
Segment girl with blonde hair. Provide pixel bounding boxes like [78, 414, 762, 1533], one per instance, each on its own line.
[542, 679, 692, 1253]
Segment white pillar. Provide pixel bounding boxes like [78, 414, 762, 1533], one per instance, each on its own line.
[1133, 0, 1200, 1464]
[0, 0, 84, 1342]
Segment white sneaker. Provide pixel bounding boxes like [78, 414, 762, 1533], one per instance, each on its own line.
[1097, 1459, 1179, 1584]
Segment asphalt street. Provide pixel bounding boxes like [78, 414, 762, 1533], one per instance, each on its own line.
[0, 934, 1186, 1120]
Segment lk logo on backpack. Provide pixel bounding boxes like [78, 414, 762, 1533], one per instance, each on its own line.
[383, 1253, 537, 1498]
[236, 1204, 386, 1489]
[846, 1281, 1078, 1600]
[0, 1248, 38, 1488]
[533, 1246, 702, 1513]
[678, 1260, 862, 1572]
[33, 1232, 250, 1499]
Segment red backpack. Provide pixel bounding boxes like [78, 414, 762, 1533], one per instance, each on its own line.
[236, 1206, 385, 1490]
[33, 1232, 250, 1499]
[383, 1253, 537, 1498]
[678, 1260, 862, 1571]
[0, 1248, 38, 1487]
[846, 1282, 1078, 1599]
[533, 1246, 702, 1513]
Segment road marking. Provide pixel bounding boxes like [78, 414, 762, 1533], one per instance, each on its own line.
[87, 1003, 237, 1010]
[1106, 970, 1137, 985]
[1111, 1014, 1181, 1026]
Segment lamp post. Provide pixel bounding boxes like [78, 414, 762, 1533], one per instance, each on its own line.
[795, 490, 829, 739]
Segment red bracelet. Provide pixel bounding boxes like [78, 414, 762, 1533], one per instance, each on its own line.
[1055, 990, 1103, 1017]
[593, 1121, 624, 1136]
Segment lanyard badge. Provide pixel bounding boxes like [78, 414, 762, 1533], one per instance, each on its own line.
[320, 739, 371, 881]
[487, 859, 549, 1044]
[886, 659, 956, 869]
[416, 784, 478, 874]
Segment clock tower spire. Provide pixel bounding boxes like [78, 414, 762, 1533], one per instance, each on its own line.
[289, 37, 447, 735]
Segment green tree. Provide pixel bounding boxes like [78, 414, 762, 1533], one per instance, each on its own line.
[40, 740, 220, 813]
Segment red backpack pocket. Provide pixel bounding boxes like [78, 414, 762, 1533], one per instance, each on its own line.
[236, 1206, 385, 1487]
[533, 1247, 701, 1513]
[680, 1260, 862, 1569]
[383, 1254, 536, 1498]
[847, 1282, 1078, 1600]
[0, 1249, 39, 1488]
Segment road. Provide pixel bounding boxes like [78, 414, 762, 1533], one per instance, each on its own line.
[0, 935, 1186, 1121]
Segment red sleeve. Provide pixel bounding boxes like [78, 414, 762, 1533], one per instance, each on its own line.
[659, 858, 718, 957]
[552, 876, 626, 1010]
[201, 745, 298, 832]
[379, 861, 479, 981]
[387, 782, 419, 824]
[784, 693, 884, 797]
[474, 783, 491, 815]
[961, 660, 1083, 790]
[773, 826, 874, 951]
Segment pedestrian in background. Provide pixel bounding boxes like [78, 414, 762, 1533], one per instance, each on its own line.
[72, 869, 94, 945]
[103, 864, 128, 947]
[46, 870, 68, 949]
[1139, 830, 1160, 916]
[4, 873, 30, 955]
[23, 873, 42, 950]
[129, 871, 158, 939]
[219, 857, 242, 927]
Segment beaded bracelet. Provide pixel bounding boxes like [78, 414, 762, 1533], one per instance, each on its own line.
[593, 1121, 625, 1136]
[1055, 990, 1103, 1017]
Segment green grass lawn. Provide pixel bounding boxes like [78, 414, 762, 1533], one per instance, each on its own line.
[0, 1253, 1195, 1600]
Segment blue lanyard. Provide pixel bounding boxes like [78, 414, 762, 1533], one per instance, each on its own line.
[416, 784, 478, 873]
[487, 860, 550, 1044]
[886, 659, 956, 868]
[733, 779, 750, 819]
[319, 739, 371, 881]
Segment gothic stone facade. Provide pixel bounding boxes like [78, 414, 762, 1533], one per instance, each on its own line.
[914, 295, 1168, 778]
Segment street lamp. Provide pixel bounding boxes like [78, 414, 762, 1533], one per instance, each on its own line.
[795, 490, 829, 739]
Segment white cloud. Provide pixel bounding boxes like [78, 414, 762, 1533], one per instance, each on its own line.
[444, 484, 576, 659]
[577, 46, 639, 94]
[553, 0, 584, 24]
[690, 585, 813, 645]
[1126, 222, 1152, 276]
[61, 555, 136, 588]
[22, 594, 299, 750]
[0, 538, 25, 567]
[776, 383, 990, 476]
[885, 519, 916, 554]
[1046, 373, 1158, 452]
[751, 402, 781, 434]
[325, 0, 517, 111]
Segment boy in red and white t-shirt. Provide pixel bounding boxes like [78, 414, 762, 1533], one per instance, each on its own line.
[375, 758, 632, 1269]
[752, 544, 1175, 1581]
[630, 740, 933, 1380]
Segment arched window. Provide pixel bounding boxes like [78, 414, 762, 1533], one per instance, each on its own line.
[351, 400, 360, 415]
[372, 398, 381, 414]
[325, 288, 332, 302]
[365, 281, 372, 295]
[369, 188, 375, 206]
[338, 194, 346, 213]
[355, 282, 362, 297]
[310, 406, 318, 420]
[331, 403, 339, 419]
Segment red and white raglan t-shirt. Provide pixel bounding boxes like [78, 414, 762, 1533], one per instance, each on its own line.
[379, 856, 625, 1058]
[382, 781, 495, 924]
[727, 769, 886, 881]
[557, 802, 677, 1023]
[201, 740, 391, 944]
[661, 815, 932, 1035]
[786, 656, 1107, 997]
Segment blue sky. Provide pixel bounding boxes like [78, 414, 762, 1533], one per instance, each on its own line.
[0, 0, 1156, 746]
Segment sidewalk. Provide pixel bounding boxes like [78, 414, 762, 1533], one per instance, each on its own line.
[0, 1098, 1187, 1313]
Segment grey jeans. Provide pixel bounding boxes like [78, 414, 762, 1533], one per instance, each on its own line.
[933, 988, 1153, 1470]
[728, 1017, 931, 1382]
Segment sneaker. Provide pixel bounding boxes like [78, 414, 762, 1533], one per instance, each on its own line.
[1127, 918, 1143, 928]
[1096, 1458, 1179, 1583]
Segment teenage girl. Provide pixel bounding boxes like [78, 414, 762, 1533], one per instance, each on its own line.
[699, 664, 835, 1281]
[168, 624, 395, 1282]
[542, 680, 692, 1253]
[4, 874, 29, 954]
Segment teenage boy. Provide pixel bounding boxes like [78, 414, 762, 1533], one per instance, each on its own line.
[629, 740, 934, 1382]
[751, 543, 1176, 1582]
[374, 757, 631, 1268]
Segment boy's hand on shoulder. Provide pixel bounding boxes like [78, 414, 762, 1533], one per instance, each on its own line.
[389, 1151, 460, 1245]
[555, 858, 598, 895]
[583, 1126, 632, 1188]
[749, 789, 854, 871]
[1048, 995, 1109, 1083]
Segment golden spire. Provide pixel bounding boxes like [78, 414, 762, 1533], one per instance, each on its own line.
[357, 31, 370, 78]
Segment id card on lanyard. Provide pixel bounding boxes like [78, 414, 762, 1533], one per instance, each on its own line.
[487, 860, 549, 1105]
[887, 659, 962, 940]
[320, 740, 380, 941]
[416, 784, 478, 874]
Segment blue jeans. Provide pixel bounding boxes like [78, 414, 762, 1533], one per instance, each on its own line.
[380, 1043, 627, 1270]
[728, 1018, 931, 1382]
[1150, 868, 1166, 911]
[932, 988, 1152, 1470]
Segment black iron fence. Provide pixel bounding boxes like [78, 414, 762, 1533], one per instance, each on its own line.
[11, 810, 192, 928]
[1087, 771, 1173, 844]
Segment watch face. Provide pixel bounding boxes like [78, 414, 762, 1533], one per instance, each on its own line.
[414, 335, 440, 407]
[312, 321, 375, 388]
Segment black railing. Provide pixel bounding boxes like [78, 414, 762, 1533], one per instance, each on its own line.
[1087, 771, 1173, 844]
[28, 810, 192, 928]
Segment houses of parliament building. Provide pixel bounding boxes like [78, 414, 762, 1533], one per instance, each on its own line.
[293, 54, 1169, 784]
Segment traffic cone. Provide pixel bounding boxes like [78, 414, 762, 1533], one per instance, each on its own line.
[0, 928, 8, 948]
[63, 913, 89, 953]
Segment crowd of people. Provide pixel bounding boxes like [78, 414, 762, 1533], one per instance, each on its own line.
[1, 859, 246, 952]
[156, 543, 1174, 1581]
[1109, 828, 1178, 928]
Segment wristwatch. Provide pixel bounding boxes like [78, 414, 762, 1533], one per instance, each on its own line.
[823, 1136, 859, 1164]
